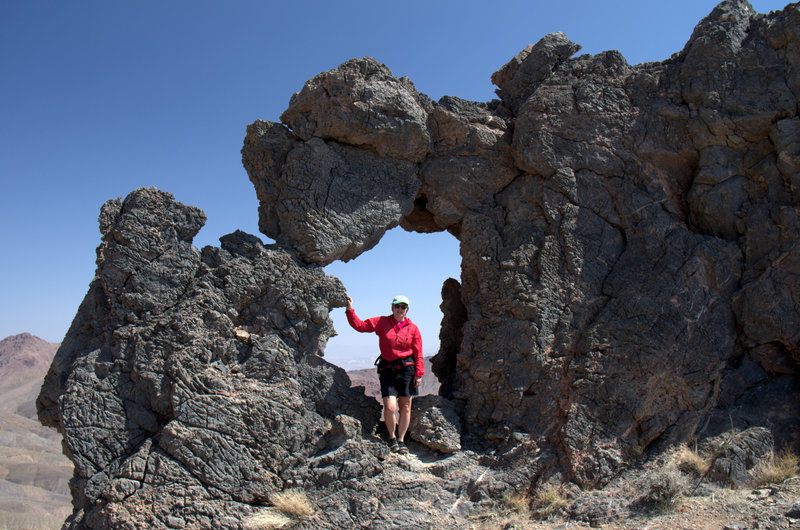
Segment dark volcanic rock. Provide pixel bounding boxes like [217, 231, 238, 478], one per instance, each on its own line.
[431, 277, 467, 399]
[242, 120, 421, 266]
[38, 188, 381, 528]
[705, 427, 775, 487]
[241, 0, 800, 488]
[279, 57, 433, 163]
[41, 1, 800, 528]
[409, 395, 462, 453]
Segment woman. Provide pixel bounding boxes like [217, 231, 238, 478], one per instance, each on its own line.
[345, 295, 423, 454]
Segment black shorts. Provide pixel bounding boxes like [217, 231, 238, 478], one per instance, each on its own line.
[378, 357, 418, 398]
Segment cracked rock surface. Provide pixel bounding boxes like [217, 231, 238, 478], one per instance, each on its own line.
[40, 1, 800, 527]
[243, 0, 800, 489]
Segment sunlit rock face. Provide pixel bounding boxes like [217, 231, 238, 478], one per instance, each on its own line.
[243, 0, 800, 487]
[39, 1, 800, 527]
[37, 188, 382, 527]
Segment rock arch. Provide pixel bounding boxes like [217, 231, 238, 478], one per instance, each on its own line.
[39, 1, 800, 526]
[242, 1, 800, 487]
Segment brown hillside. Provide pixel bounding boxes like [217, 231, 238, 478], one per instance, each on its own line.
[0, 333, 72, 530]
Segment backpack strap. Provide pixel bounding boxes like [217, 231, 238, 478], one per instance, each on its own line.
[375, 355, 390, 372]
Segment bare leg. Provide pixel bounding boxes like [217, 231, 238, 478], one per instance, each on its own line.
[383, 396, 398, 439]
[397, 396, 412, 442]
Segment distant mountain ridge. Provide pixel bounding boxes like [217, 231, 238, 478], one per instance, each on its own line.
[0, 333, 72, 529]
[0, 332, 57, 381]
[0, 333, 59, 417]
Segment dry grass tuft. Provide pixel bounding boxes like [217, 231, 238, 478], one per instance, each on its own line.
[270, 488, 314, 518]
[534, 483, 568, 519]
[750, 449, 800, 487]
[469, 491, 531, 528]
[674, 443, 711, 475]
[242, 509, 292, 530]
[502, 491, 530, 517]
[242, 489, 314, 529]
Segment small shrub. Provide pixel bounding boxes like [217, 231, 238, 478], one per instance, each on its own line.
[639, 465, 687, 512]
[750, 449, 800, 487]
[630, 443, 645, 462]
[270, 488, 314, 518]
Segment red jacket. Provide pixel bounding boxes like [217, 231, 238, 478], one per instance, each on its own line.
[345, 310, 424, 378]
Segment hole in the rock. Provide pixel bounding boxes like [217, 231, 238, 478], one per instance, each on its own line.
[323, 227, 460, 396]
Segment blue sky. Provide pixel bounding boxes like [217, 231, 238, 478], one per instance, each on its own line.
[0, 0, 788, 368]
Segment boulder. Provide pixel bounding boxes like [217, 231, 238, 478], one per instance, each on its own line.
[409, 395, 462, 453]
[706, 427, 775, 487]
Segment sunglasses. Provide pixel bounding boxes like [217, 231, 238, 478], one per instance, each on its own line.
[393, 304, 408, 310]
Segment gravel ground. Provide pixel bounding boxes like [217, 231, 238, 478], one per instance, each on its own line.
[467, 441, 800, 530]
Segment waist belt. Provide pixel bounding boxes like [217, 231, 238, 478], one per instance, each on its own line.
[375, 355, 415, 372]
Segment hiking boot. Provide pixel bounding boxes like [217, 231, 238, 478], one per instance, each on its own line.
[388, 438, 400, 453]
[396, 441, 409, 455]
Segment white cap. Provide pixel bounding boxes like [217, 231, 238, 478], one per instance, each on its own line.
[392, 295, 410, 306]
